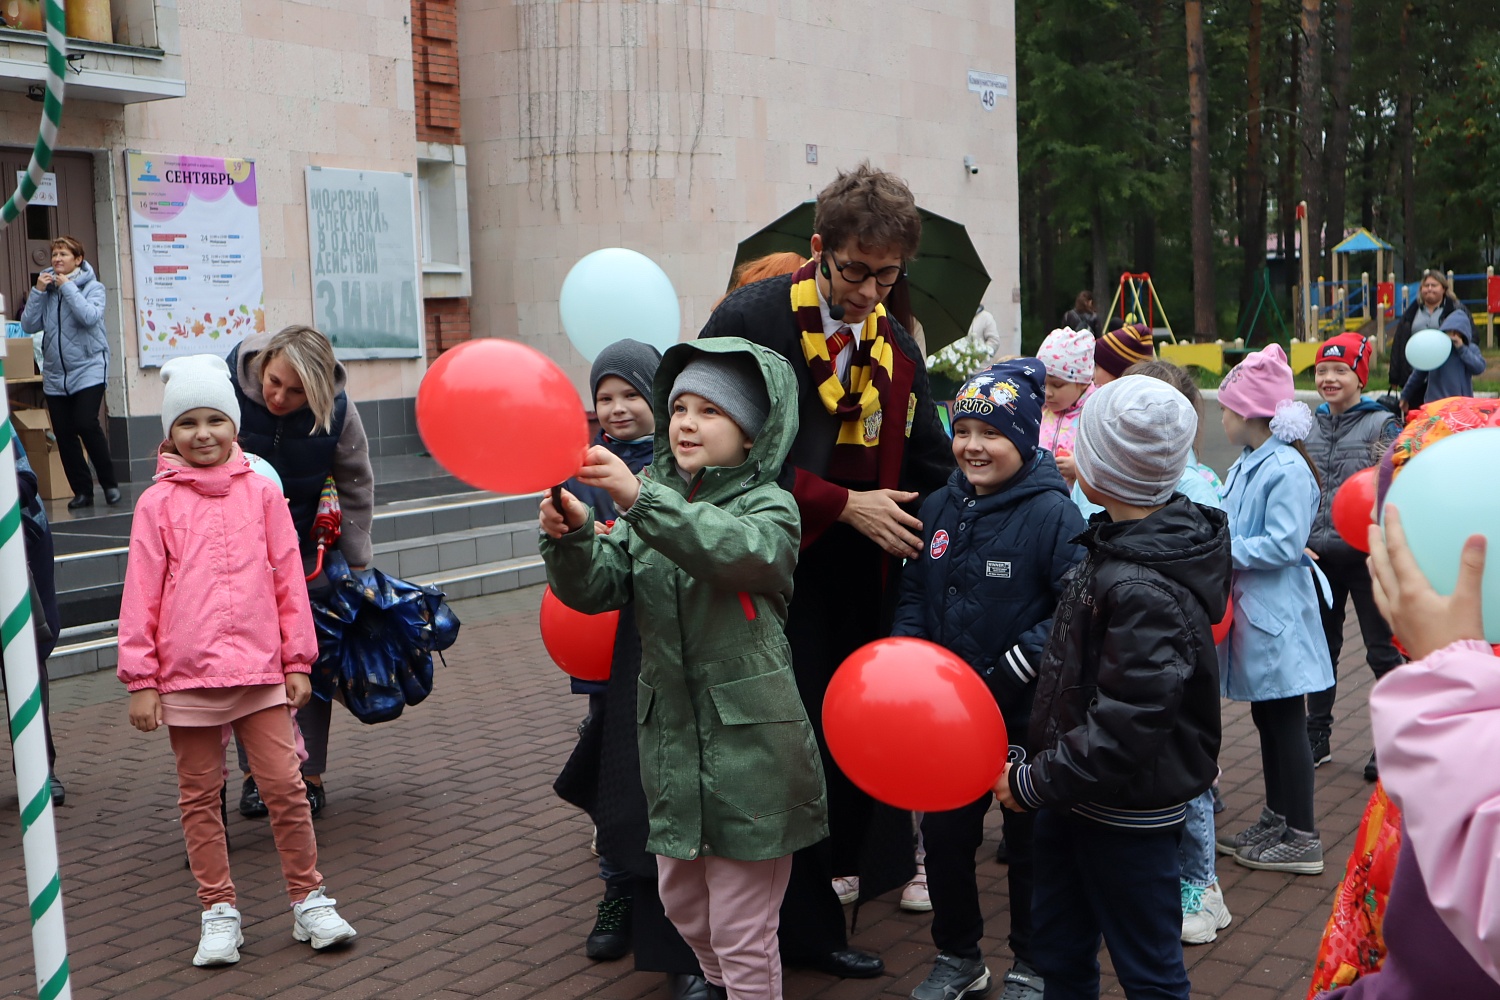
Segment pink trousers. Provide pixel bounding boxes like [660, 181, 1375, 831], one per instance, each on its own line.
[218, 717, 308, 781]
[170, 705, 322, 908]
[657, 854, 793, 1000]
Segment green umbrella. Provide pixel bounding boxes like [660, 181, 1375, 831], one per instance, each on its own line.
[731, 200, 992, 353]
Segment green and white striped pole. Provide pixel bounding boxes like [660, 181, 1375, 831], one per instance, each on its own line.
[1, 0, 67, 225]
[2, 0, 72, 997]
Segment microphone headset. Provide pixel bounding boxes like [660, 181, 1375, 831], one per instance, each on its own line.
[819, 256, 846, 321]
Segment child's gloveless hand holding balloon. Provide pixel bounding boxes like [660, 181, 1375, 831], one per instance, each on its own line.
[539, 487, 589, 539]
[574, 445, 642, 511]
[1368, 506, 1486, 661]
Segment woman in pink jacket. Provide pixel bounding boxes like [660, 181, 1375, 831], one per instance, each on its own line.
[1321, 503, 1500, 997]
[117, 355, 357, 969]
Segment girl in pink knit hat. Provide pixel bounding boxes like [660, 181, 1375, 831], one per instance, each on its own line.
[1036, 327, 1097, 488]
[1214, 344, 1335, 877]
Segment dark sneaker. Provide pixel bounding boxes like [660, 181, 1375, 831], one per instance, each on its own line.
[238, 776, 268, 818]
[585, 890, 632, 960]
[1309, 731, 1332, 768]
[997, 961, 1044, 1000]
[911, 953, 990, 1000]
[48, 772, 64, 807]
[1216, 807, 1286, 857]
[1363, 751, 1379, 782]
[306, 780, 326, 818]
[1235, 827, 1324, 875]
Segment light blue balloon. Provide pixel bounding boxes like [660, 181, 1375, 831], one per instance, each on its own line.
[559, 248, 681, 362]
[1405, 328, 1452, 372]
[1381, 427, 1500, 643]
[244, 452, 284, 494]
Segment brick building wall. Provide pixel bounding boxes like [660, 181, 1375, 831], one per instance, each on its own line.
[413, 0, 462, 143]
[425, 297, 472, 358]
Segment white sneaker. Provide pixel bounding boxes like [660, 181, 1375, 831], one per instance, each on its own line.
[832, 875, 860, 905]
[292, 887, 358, 950]
[1180, 881, 1232, 945]
[193, 903, 243, 966]
[900, 862, 932, 912]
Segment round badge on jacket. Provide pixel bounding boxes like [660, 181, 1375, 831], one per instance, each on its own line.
[930, 529, 950, 559]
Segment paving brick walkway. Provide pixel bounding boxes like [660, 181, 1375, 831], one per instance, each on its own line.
[0, 585, 1382, 998]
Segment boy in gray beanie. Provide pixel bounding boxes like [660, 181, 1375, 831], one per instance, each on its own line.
[997, 374, 1231, 1000]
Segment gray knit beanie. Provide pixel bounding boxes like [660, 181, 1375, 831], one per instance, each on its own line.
[668, 353, 769, 440]
[1073, 374, 1195, 506]
[589, 338, 662, 401]
[160, 354, 241, 435]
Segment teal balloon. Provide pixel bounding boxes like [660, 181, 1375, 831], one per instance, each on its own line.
[559, 248, 681, 362]
[1405, 328, 1452, 372]
[1381, 427, 1500, 643]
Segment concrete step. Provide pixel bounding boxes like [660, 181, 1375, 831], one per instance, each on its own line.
[46, 552, 547, 681]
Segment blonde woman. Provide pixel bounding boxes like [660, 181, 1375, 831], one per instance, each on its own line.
[225, 325, 374, 819]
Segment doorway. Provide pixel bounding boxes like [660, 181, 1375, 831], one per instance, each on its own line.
[0, 150, 100, 325]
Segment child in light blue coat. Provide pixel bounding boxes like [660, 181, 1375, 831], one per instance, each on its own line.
[1212, 345, 1334, 878]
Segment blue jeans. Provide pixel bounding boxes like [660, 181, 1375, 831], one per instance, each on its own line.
[1031, 809, 1189, 1000]
[1178, 790, 1217, 888]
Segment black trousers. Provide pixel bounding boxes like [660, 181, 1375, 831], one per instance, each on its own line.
[923, 792, 1034, 965]
[46, 385, 117, 494]
[1306, 546, 1405, 737]
[1031, 810, 1189, 1000]
[1250, 696, 1317, 833]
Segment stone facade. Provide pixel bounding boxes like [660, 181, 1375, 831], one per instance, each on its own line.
[0, 0, 1017, 476]
[458, 0, 1021, 396]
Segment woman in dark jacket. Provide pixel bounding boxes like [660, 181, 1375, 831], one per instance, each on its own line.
[20, 236, 119, 508]
[226, 324, 374, 818]
[1388, 270, 1466, 391]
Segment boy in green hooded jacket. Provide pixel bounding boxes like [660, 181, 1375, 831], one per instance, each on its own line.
[541, 337, 828, 1000]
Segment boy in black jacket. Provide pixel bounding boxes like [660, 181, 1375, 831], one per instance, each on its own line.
[893, 359, 1087, 1000]
[997, 375, 1230, 1000]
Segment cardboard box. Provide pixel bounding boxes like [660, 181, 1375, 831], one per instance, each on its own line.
[3, 336, 35, 381]
[12, 406, 71, 500]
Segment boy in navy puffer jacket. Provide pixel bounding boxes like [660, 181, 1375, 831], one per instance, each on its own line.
[892, 359, 1087, 1000]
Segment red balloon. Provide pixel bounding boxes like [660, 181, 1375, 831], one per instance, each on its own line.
[417, 339, 588, 494]
[540, 586, 619, 682]
[1212, 595, 1234, 646]
[823, 638, 1007, 812]
[1332, 466, 1378, 553]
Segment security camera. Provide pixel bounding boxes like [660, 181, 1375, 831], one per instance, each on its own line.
[963, 156, 978, 175]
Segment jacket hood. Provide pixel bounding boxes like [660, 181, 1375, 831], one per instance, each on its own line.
[230, 329, 349, 410]
[1315, 398, 1388, 417]
[946, 448, 1072, 510]
[46, 259, 97, 287]
[1084, 494, 1231, 622]
[647, 338, 798, 505]
[152, 442, 252, 496]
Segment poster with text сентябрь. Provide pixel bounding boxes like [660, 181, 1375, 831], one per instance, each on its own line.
[305, 166, 423, 360]
[126, 151, 264, 367]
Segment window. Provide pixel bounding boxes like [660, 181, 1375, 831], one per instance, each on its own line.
[415, 143, 470, 299]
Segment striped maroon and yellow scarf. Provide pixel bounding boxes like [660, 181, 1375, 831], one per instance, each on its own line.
[789, 259, 895, 447]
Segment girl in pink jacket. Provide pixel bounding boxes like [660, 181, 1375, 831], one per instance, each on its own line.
[1036, 326, 1096, 488]
[1324, 506, 1500, 997]
[117, 355, 357, 968]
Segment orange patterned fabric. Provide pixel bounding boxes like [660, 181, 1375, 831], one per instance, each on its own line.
[1308, 783, 1404, 997]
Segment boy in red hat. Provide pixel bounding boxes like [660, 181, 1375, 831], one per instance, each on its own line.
[1302, 334, 1403, 780]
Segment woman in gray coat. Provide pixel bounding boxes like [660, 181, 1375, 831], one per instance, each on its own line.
[20, 235, 120, 508]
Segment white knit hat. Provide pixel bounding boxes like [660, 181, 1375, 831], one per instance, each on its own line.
[160, 354, 241, 435]
[1073, 374, 1196, 506]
